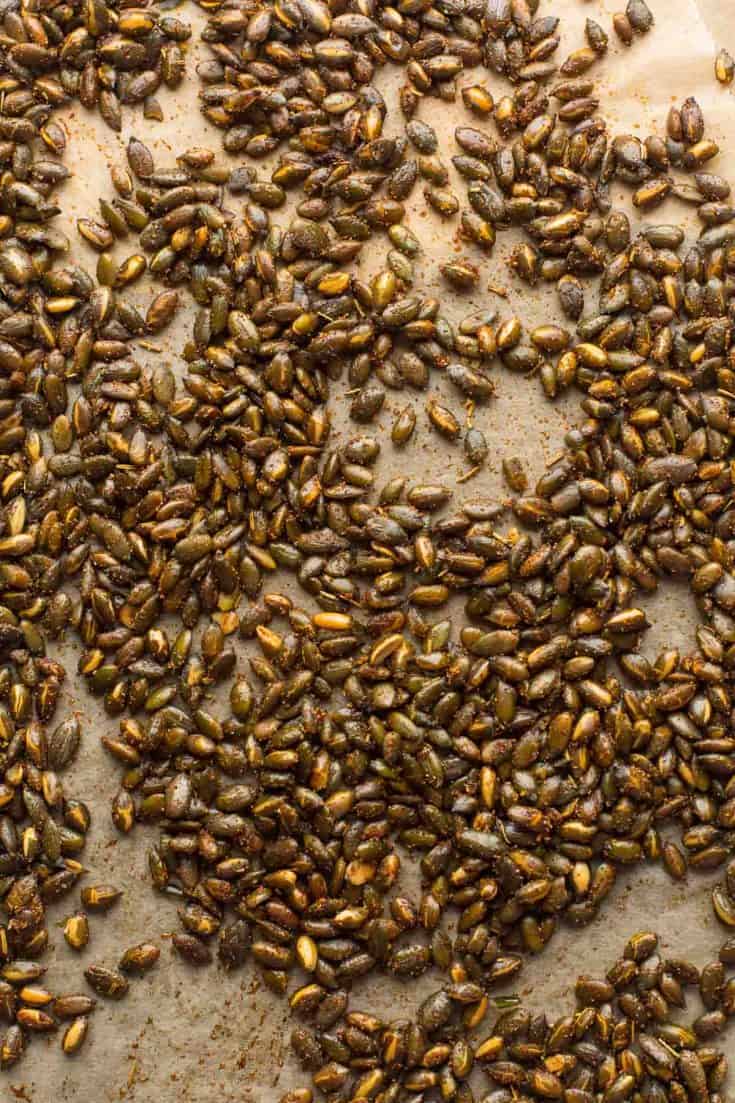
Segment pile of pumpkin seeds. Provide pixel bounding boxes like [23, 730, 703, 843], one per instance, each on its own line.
[282, 931, 734, 1103]
[2, 0, 735, 1090]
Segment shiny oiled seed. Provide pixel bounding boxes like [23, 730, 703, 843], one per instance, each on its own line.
[62, 1016, 89, 1056]
[84, 966, 129, 1000]
[427, 400, 460, 439]
[119, 944, 161, 975]
[80, 885, 122, 912]
[63, 913, 90, 951]
[391, 405, 416, 446]
[715, 48, 735, 84]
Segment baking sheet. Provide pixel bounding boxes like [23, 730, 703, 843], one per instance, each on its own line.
[15, 0, 735, 1098]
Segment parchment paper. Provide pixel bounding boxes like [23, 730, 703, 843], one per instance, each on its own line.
[15, 1, 735, 1099]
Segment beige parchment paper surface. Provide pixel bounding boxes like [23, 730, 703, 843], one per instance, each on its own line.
[12, 0, 735, 1099]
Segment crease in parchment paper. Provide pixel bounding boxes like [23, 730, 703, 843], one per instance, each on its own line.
[693, 0, 735, 53]
[689, 0, 718, 54]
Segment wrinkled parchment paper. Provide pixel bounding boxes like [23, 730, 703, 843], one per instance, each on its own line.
[20, 1, 735, 1099]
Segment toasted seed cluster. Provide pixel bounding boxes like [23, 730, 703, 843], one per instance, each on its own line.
[1, 0, 190, 132]
[1, 0, 735, 1087]
[283, 931, 734, 1103]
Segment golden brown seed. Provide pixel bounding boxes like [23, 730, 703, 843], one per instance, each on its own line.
[84, 966, 129, 1001]
[62, 1017, 89, 1056]
[64, 913, 90, 951]
[461, 85, 494, 115]
[715, 48, 735, 84]
[427, 400, 460, 440]
[119, 943, 161, 975]
[81, 885, 122, 912]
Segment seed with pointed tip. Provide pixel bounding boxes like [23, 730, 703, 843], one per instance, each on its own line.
[62, 1016, 89, 1056]
[84, 965, 129, 1000]
[81, 885, 122, 912]
[64, 913, 90, 951]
